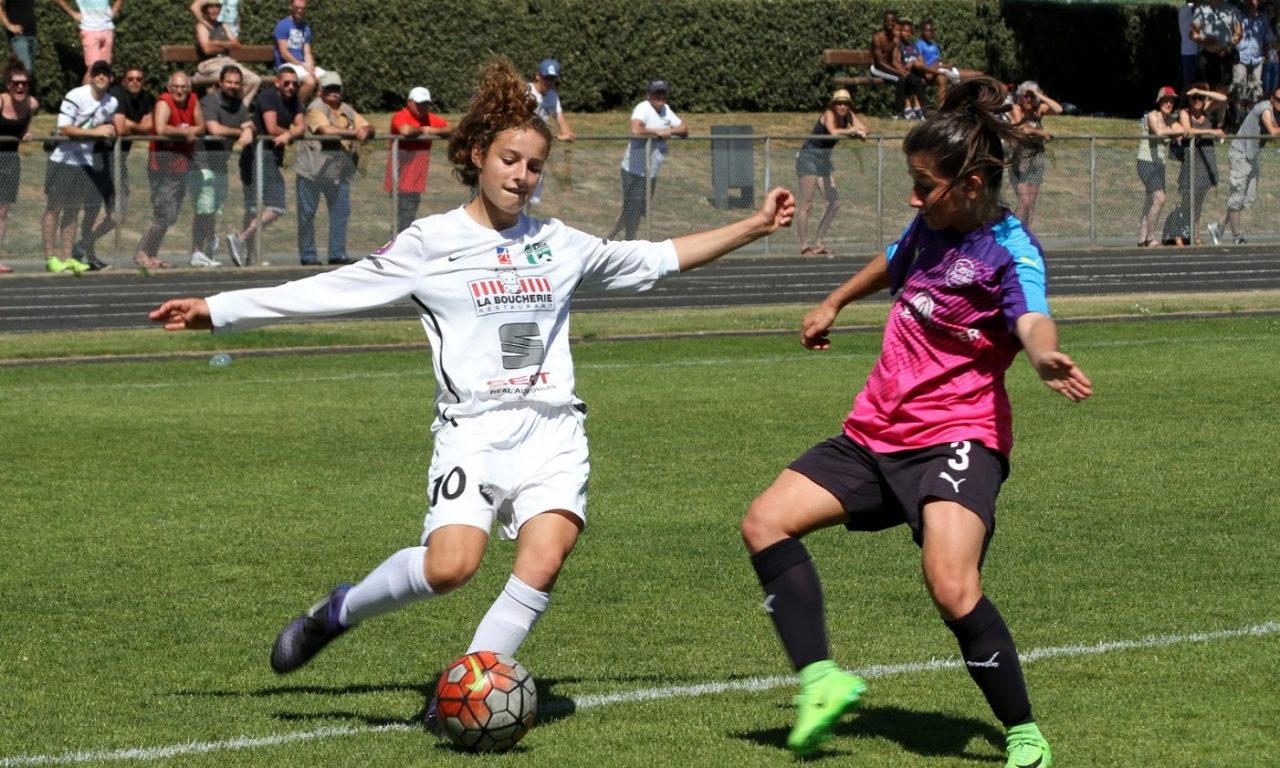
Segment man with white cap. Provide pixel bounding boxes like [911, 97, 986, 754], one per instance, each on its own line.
[384, 85, 451, 231]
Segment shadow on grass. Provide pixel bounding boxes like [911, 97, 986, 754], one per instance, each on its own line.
[173, 675, 583, 729]
[735, 704, 1003, 762]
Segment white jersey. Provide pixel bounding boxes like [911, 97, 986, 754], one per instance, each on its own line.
[620, 100, 682, 177]
[206, 207, 681, 430]
[51, 85, 118, 166]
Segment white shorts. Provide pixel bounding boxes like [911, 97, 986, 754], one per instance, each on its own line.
[422, 402, 589, 542]
[278, 63, 327, 81]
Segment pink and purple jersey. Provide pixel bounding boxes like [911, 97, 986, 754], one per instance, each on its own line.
[843, 210, 1049, 457]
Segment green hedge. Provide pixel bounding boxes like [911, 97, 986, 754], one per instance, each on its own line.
[24, 0, 1169, 116]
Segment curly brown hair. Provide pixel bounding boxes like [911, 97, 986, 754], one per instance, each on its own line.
[448, 57, 554, 187]
[902, 76, 1036, 203]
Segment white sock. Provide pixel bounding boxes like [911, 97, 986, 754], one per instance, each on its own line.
[339, 546, 434, 627]
[465, 575, 550, 656]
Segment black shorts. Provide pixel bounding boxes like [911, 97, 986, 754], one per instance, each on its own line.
[789, 433, 1009, 547]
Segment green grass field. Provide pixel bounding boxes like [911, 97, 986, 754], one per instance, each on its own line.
[3, 314, 1279, 767]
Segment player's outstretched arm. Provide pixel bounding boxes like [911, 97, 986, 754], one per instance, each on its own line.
[670, 187, 795, 272]
[149, 298, 212, 331]
[801, 252, 889, 350]
[1015, 312, 1093, 402]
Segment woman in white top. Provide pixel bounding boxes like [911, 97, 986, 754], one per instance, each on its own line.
[609, 79, 688, 240]
[1136, 86, 1186, 247]
[150, 58, 795, 689]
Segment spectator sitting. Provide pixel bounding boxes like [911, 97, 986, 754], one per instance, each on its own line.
[0, 56, 36, 274]
[191, 63, 254, 268]
[914, 20, 981, 103]
[134, 71, 206, 270]
[293, 70, 371, 265]
[43, 59, 117, 273]
[869, 9, 924, 119]
[194, 0, 260, 106]
[895, 18, 927, 118]
[385, 85, 451, 233]
[53, 0, 122, 84]
[229, 64, 304, 266]
[273, 0, 325, 105]
[0, 0, 37, 78]
[1207, 87, 1280, 245]
[189, 0, 240, 38]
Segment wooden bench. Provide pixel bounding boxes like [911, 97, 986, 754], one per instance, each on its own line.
[160, 44, 276, 87]
[822, 49, 887, 89]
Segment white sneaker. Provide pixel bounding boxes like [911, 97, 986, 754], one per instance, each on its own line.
[190, 250, 222, 268]
[1206, 222, 1222, 245]
[226, 234, 246, 267]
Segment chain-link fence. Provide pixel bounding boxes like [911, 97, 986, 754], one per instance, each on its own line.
[4, 132, 1279, 269]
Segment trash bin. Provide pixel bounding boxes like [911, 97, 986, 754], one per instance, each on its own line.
[710, 125, 755, 209]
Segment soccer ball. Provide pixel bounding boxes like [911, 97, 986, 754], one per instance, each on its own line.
[435, 651, 537, 752]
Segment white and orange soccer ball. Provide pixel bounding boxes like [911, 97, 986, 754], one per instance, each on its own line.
[434, 651, 537, 753]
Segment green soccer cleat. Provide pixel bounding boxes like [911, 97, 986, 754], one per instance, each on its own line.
[1005, 722, 1053, 768]
[787, 660, 867, 756]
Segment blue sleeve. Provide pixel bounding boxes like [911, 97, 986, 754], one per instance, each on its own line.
[884, 215, 919, 266]
[272, 19, 287, 40]
[885, 215, 923, 295]
[995, 217, 1050, 330]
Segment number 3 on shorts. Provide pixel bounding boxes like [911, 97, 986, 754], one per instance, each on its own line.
[430, 466, 467, 506]
[947, 441, 971, 471]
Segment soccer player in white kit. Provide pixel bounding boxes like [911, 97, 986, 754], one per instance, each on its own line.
[149, 58, 795, 691]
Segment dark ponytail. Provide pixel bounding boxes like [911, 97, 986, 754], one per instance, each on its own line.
[902, 76, 1037, 199]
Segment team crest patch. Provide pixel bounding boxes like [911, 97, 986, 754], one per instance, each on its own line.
[945, 257, 978, 287]
[524, 241, 552, 264]
[496, 246, 513, 265]
[469, 273, 556, 316]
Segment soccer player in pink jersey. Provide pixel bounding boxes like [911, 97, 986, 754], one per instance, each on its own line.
[741, 77, 1092, 767]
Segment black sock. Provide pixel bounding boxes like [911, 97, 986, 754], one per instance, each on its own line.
[945, 595, 1033, 728]
[750, 537, 829, 671]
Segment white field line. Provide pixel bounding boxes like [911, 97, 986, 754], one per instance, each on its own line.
[1, 620, 1275, 767]
[3, 331, 1279, 394]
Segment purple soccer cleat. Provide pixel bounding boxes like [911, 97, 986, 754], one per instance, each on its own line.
[269, 584, 352, 674]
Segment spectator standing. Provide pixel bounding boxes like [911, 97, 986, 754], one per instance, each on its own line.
[0, 0, 36, 77]
[1163, 84, 1225, 245]
[1263, 2, 1280, 98]
[0, 56, 34, 274]
[194, 0, 261, 106]
[229, 64, 303, 266]
[293, 71, 371, 265]
[1233, 0, 1274, 126]
[135, 71, 205, 270]
[1208, 88, 1280, 245]
[385, 86, 450, 233]
[529, 59, 575, 141]
[43, 59, 116, 274]
[1180, 1, 1202, 89]
[609, 79, 687, 240]
[191, 64, 253, 268]
[1008, 81, 1062, 227]
[1191, 0, 1241, 123]
[53, 0, 123, 84]
[273, 0, 325, 105]
[190, 0, 240, 38]
[70, 64, 152, 266]
[1136, 86, 1186, 247]
[794, 88, 867, 255]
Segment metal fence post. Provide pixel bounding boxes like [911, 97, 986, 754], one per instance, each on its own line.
[391, 137, 400, 239]
[763, 136, 771, 254]
[876, 136, 885, 250]
[254, 137, 264, 263]
[644, 137, 653, 241]
[112, 137, 123, 264]
[1089, 137, 1097, 247]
